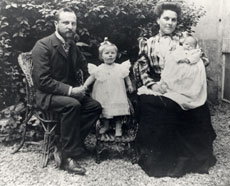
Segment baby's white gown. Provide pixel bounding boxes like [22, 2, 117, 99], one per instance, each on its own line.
[88, 61, 131, 118]
[161, 48, 207, 110]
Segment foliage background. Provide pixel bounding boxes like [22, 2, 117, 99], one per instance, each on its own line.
[0, 0, 205, 142]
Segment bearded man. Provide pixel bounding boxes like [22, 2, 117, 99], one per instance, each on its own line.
[32, 7, 101, 175]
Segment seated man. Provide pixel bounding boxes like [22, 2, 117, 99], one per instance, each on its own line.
[32, 7, 102, 175]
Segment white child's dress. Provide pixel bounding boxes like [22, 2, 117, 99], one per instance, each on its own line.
[88, 61, 131, 118]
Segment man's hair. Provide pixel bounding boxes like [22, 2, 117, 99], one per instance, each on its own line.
[154, 1, 182, 19]
[54, 7, 76, 22]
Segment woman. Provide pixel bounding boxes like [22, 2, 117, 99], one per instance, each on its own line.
[134, 1, 216, 178]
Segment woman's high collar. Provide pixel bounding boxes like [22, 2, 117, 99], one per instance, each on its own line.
[158, 31, 174, 38]
[156, 31, 181, 43]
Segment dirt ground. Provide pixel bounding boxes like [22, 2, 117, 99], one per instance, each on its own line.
[0, 102, 230, 186]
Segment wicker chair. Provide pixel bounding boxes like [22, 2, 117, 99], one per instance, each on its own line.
[11, 52, 59, 168]
[95, 97, 138, 164]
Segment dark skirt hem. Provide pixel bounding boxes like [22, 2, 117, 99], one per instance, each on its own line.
[135, 95, 216, 178]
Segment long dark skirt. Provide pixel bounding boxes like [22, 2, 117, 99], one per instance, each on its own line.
[135, 95, 216, 177]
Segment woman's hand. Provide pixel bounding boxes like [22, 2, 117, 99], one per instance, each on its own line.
[127, 85, 134, 93]
[151, 84, 166, 94]
[177, 58, 190, 64]
[160, 82, 168, 93]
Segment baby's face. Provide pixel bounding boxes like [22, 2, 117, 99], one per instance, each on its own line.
[183, 37, 196, 51]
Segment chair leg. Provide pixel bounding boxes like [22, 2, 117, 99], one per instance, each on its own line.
[95, 140, 103, 164]
[41, 123, 57, 168]
[130, 141, 138, 164]
[11, 111, 33, 154]
[41, 130, 50, 168]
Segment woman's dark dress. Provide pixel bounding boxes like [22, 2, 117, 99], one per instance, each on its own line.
[134, 34, 216, 177]
[136, 95, 216, 177]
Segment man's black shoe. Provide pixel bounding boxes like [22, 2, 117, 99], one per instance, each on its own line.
[61, 158, 86, 175]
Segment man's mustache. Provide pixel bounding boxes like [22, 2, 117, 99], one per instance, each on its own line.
[65, 30, 75, 35]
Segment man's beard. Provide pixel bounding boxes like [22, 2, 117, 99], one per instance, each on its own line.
[58, 29, 75, 43]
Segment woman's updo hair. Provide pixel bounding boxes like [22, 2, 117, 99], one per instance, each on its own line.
[154, 1, 182, 19]
[98, 37, 118, 61]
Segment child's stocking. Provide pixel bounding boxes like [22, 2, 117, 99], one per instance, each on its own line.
[99, 119, 109, 134]
[115, 121, 122, 137]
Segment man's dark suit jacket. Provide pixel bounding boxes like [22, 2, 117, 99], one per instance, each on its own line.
[32, 33, 89, 110]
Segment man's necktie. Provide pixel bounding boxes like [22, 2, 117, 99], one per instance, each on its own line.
[63, 43, 70, 54]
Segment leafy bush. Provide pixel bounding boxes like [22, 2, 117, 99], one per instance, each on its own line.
[0, 102, 43, 143]
[0, 0, 205, 142]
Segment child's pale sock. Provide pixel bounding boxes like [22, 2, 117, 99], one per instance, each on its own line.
[99, 119, 109, 134]
[115, 122, 122, 137]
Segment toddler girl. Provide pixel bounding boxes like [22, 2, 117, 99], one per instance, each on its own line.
[83, 38, 134, 136]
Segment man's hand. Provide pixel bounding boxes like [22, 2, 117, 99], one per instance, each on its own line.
[70, 86, 86, 100]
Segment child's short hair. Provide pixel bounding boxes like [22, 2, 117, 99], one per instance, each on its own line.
[98, 37, 118, 61]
